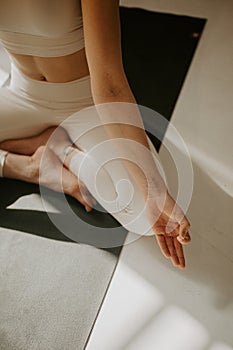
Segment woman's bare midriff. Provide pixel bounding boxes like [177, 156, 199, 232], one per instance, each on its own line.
[8, 48, 90, 83]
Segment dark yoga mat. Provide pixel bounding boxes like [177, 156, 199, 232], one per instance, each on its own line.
[0, 7, 206, 253]
[120, 7, 206, 150]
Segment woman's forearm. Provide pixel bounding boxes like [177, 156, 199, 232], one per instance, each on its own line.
[92, 81, 167, 198]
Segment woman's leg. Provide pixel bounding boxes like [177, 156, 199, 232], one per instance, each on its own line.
[0, 86, 52, 142]
[0, 86, 94, 211]
[53, 111, 156, 236]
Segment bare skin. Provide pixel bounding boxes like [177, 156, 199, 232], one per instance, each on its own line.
[0, 127, 190, 269]
[1, 0, 191, 268]
[9, 48, 89, 82]
[1, 127, 96, 212]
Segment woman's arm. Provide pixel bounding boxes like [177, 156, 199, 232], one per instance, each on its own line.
[81, 0, 166, 197]
[81, 0, 191, 268]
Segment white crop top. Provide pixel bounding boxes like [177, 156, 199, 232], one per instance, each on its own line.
[0, 0, 85, 57]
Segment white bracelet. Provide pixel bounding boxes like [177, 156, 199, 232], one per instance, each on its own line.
[0, 149, 8, 178]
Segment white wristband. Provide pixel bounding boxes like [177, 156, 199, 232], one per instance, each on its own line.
[0, 149, 8, 178]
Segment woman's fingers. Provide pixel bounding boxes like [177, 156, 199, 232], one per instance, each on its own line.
[155, 235, 171, 258]
[163, 219, 186, 268]
[153, 213, 187, 268]
[155, 233, 185, 268]
[164, 236, 180, 266]
[161, 193, 191, 244]
[177, 217, 191, 244]
[153, 217, 178, 262]
[173, 237, 186, 268]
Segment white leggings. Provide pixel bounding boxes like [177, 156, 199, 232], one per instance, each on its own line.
[1, 63, 157, 236]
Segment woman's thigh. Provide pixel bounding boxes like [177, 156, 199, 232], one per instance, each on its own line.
[0, 87, 56, 142]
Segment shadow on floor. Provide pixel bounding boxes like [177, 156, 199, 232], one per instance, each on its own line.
[0, 179, 127, 256]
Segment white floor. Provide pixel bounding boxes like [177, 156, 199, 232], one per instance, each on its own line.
[87, 1, 233, 349]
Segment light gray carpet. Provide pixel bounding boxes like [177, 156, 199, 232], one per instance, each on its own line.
[0, 194, 118, 350]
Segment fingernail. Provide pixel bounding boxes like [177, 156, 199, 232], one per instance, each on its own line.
[177, 236, 188, 244]
[177, 236, 183, 243]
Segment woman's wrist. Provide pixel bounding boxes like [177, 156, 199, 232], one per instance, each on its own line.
[122, 159, 168, 200]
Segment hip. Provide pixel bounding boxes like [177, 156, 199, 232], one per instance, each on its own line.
[0, 62, 94, 141]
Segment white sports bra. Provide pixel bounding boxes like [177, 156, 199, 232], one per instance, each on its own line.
[0, 0, 84, 57]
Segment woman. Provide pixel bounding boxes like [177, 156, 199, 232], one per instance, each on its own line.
[0, 0, 190, 268]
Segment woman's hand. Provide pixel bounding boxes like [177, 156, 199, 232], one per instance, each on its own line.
[0, 127, 96, 212]
[147, 191, 191, 269]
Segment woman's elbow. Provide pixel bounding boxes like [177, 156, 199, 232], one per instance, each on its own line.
[91, 75, 135, 102]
